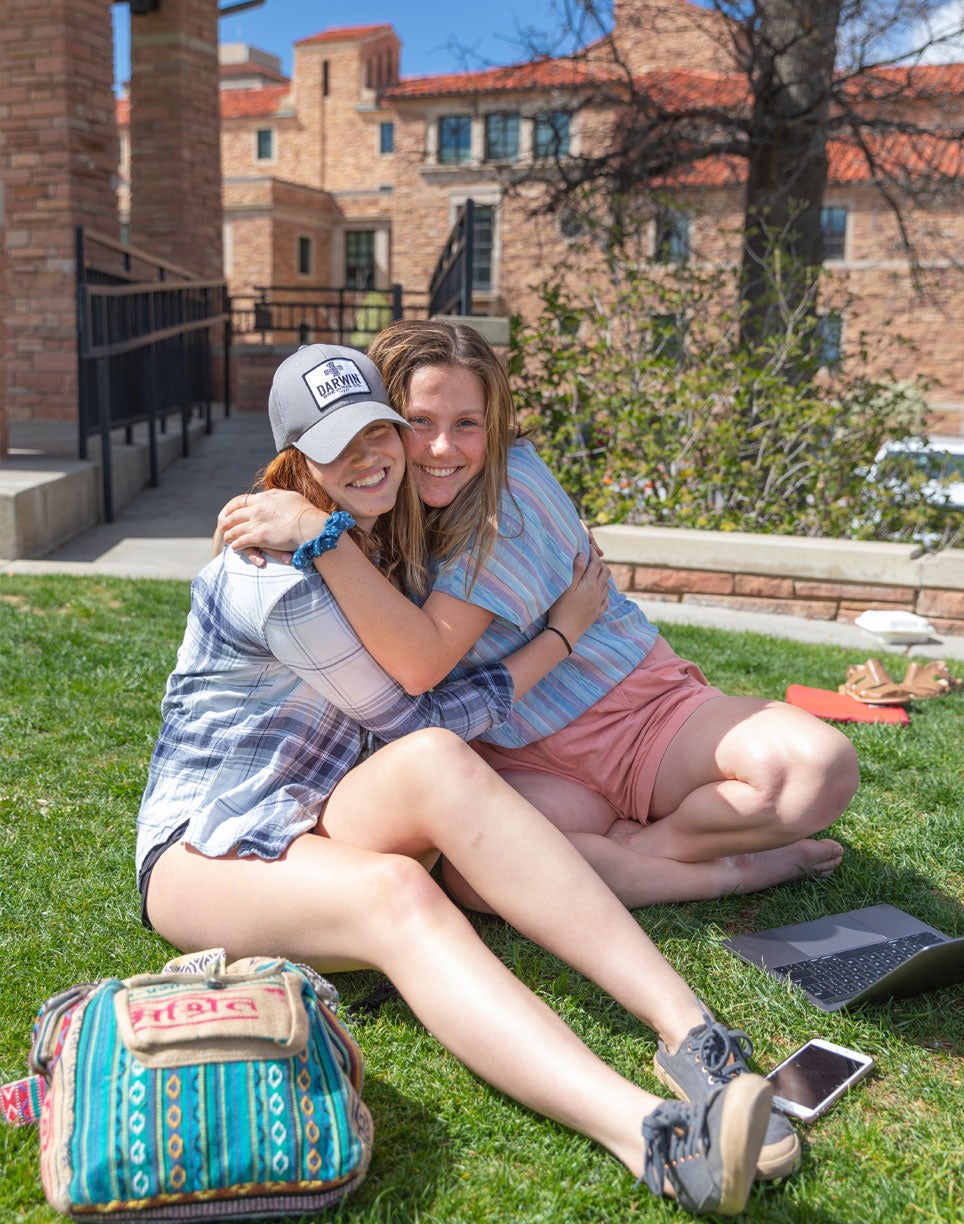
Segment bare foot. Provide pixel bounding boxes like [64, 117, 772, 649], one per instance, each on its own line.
[717, 838, 843, 896]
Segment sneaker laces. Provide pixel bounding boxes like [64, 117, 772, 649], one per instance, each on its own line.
[640, 1092, 715, 1199]
[688, 1011, 754, 1085]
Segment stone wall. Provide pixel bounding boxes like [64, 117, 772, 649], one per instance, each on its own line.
[596, 524, 964, 636]
[0, 0, 118, 435]
[129, 0, 222, 277]
[611, 0, 735, 74]
[223, 177, 338, 294]
[214, 343, 289, 414]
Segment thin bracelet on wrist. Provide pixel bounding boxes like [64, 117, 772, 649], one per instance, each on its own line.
[292, 510, 356, 572]
[544, 624, 573, 656]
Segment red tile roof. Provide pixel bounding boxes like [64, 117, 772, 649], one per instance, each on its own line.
[296, 24, 393, 47]
[830, 131, 964, 182]
[219, 85, 290, 119]
[632, 67, 749, 110]
[383, 53, 964, 112]
[384, 55, 621, 100]
[113, 37, 964, 189]
[849, 61, 964, 98]
[653, 132, 964, 190]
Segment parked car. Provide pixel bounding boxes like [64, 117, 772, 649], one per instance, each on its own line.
[869, 435, 964, 510]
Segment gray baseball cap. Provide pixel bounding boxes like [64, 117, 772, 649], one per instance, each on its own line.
[268, 343, 411, 463]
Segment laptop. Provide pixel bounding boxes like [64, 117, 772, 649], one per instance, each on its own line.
[723, 904, 964, 1012]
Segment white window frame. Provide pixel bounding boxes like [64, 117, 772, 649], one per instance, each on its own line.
[331, 222, 391, 290]
[532, 109, 573, 160]
[815, 311, 845, 366]
[296, 234, 313, 278]
[821, 204, 850, 262]
[254, 127, 276, 163]
[484, 111, 520, 162]
[436, 114, 474, 166]
[448, 188, 501, 300]
[652, 206, 690, 264]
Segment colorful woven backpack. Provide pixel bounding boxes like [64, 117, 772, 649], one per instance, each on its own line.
[2, 949, 373, 1220]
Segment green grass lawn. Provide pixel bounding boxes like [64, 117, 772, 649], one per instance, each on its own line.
[1, 574, 962, 1223]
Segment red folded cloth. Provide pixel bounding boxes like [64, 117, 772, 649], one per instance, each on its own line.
[786, 684, 910, 725]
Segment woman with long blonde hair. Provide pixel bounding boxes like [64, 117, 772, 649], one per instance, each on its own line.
[218, 324, 859, 1183]
[143, 342, 777, 1217]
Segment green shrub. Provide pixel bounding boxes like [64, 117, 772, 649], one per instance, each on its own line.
[351, 291, 392, 348]
[510, 255, 959, 548]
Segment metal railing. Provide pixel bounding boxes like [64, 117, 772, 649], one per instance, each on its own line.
[428, 198, 474, 318]
[230, 283, 429, 346]
[76, 227, 230, 520]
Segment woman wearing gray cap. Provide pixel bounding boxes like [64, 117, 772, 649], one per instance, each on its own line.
[139, 343, 773, 1217]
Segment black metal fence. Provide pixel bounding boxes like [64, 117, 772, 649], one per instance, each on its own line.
[230, 283, 429, 346]
[428, 199, 474, 318]
[76, 227, 229, 520]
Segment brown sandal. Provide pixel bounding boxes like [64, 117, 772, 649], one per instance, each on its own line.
[901, 660, 962, 699]
[839, 659, 912, 706]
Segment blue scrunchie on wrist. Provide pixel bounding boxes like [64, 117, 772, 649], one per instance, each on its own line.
[292, 510, 356, 571]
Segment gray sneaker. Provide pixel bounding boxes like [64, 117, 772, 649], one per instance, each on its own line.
[640, 1074, 773, 1215]
[654, 1013, 801, 1181]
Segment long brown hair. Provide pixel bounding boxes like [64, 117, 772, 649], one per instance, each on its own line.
[367, 319, 521, 595]
[255, 441, 422, 590]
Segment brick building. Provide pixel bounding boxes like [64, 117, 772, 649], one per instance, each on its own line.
[0, 0, 223, 459]
[114, 0, 964, 428]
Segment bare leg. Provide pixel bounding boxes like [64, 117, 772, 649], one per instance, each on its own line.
[149, 814, 670, 1177]
[319, 729, 707, 1049]
[443, 769, 843, 911]
[629, 697, 859, 863]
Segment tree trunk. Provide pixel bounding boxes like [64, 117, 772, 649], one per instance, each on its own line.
[739, 0, 842, 351]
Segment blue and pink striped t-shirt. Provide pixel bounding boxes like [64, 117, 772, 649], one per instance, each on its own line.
[431, 441, 659, 747]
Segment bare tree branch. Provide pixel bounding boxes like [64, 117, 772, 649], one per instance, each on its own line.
[483, 0, 964, 347]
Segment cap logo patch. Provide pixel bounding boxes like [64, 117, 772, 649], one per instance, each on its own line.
[303, 358, 371, 412]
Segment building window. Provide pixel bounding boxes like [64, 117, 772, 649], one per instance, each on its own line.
[255, 129, 274, 161]
[815, 311, 843, 366]
[534, 110, 570, 158]
[652, 313, 686, 362]
[653, 207, 690, 263]
[380, 122, 394, 154]
[322, 61, 330, 97]
[298, 235, 313, 276]
[438, 115, 472, 164]
[485, 113, 519, 161]
[821, 206, 848, 260]
[472, 205, 494, 292]
[345, 230, 376, 289]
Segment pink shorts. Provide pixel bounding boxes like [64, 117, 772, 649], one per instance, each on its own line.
[473, 636, 724, 823]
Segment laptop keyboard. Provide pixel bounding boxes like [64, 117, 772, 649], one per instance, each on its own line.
[774, 931, 944, 1002]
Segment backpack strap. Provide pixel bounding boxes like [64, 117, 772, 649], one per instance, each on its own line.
[1, 1075, 45, 1126]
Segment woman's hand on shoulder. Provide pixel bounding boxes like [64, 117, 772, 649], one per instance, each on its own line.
[581, 520, 604, 558]
[546, 552, 610, 649]
[217, 489, 328, 568]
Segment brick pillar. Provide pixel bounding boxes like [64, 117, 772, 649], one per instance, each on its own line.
[0, 0, 118, 440]
[1, 182, 7, 460]
[129, 0, 223, 278]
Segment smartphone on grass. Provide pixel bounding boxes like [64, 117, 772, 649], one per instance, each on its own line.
[766, 1039, 874, 1122]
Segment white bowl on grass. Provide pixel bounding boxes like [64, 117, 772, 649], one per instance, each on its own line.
[854, 610, 937, 644]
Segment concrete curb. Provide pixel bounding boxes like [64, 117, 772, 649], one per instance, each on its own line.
[593, 524, 964, 590]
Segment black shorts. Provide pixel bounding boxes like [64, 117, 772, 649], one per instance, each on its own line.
[137, 822, 187, 932]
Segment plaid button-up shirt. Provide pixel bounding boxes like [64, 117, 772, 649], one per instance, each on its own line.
[136, 548, 513, 880]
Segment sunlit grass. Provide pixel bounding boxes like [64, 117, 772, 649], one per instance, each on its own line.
[1, 575, 962, 1222]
